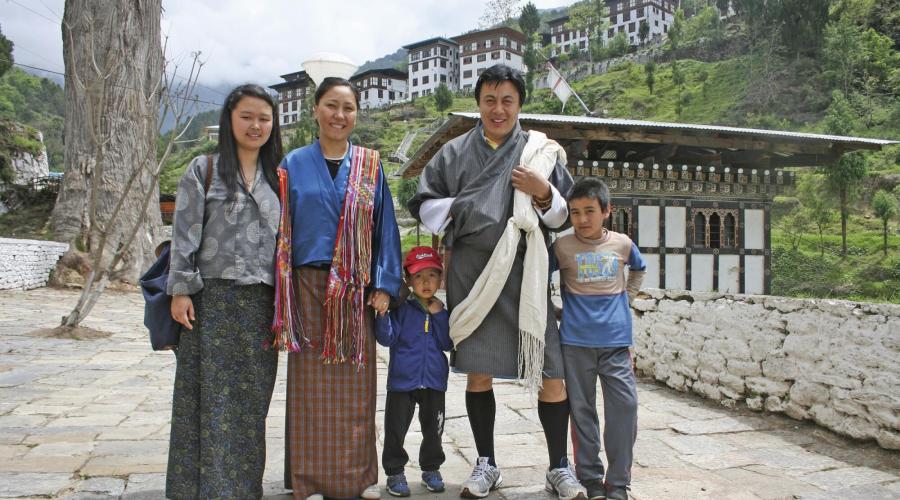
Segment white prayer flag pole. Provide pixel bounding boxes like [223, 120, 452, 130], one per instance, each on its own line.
[546, 62, 590, 115]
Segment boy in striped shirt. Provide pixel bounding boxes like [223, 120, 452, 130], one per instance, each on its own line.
[551, 177, 646, 500]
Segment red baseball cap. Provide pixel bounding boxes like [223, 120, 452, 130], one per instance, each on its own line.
[403, 246, 443, 275]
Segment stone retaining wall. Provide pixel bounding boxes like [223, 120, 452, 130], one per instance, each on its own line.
[0, 237, 69, 290]
[632, 289, 900, 449]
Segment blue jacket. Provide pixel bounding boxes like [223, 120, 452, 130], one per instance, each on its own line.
[375, 297, 452, 392]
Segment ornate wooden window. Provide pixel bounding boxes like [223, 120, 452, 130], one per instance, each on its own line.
[604, 207, 633, 237]
[709, 213, 721, 248]
[691, 209, 740, 248]
[693, 212, 706, 247]
[723, 213, 736, 248]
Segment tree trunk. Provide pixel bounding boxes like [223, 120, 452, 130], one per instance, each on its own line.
[52, 0, 163, 283]
[840, 189, 848, 257]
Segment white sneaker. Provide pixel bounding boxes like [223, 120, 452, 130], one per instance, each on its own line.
[361, 483, 381, 499]
[545, 458, 588, 500]
[305, 495, 324, 500]
[460, 456, 502, 498]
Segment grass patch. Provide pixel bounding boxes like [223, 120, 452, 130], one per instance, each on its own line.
[0, 196, 54, 240]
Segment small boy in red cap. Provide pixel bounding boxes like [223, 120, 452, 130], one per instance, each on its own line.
[375, 246, 452, 497]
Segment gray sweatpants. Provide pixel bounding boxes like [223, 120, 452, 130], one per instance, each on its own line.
[562, 345, 637, 487]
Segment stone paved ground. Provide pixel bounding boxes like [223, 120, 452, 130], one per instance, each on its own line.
[1, 288, 898, 499]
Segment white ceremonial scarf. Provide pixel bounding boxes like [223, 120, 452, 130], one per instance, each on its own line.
[449, 130, 567, 394]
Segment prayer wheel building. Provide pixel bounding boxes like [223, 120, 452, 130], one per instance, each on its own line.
[399, 112, 896, 295]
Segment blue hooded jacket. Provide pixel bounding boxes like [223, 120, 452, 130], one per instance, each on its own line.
[375, 297, 452, 392]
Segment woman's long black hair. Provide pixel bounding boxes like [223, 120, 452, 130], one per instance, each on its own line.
[216, 83, 282, 198]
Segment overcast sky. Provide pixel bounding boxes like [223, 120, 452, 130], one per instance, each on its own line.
[1, 0, 571, 88]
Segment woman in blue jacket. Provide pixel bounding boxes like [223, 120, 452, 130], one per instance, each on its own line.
[375, 246, 452, 497]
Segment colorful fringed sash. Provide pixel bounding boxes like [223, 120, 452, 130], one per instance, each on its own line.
[270, 146, 381, 367]
[271, 167, 306, 352]
[323, 146, 380, 364]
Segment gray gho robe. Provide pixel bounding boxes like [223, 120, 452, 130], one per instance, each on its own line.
[408, 121, 574, 378]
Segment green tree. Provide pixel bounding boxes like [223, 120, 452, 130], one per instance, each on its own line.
[519, 2, 541, 101]
[639, 21, 650, 45]
[697, 69, 710, 97]
[518, 1, 540, 36]
[823, 91, 867, 257]
[567, 0, 610, 63]
[781, 209, 811, 252]
[824, 15, 863, 94]
[825, 94, 866, 255]
[434, 83, 453, 112]
[680, 0, 709, 17]
[395, 177, 419, 212]
[867, 0, 900, 48]
[668, 9, 685, 52]
[0, 25, 12, 79]
[797, 174, 836, 256]
[733, 0, 778, 47]
[779, 0, 830, 57]
[645, 60, 656, 94]
[872, 189, 898, 256]
[524, 33, 543, 101]
[684, 6, 724, 45]
[609, 32, 628, 57]
[671, 60, 685, 86]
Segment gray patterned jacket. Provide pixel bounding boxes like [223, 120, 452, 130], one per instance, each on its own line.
[166, 154, 280, 296]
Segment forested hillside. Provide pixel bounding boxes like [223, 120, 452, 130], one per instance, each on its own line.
[0, 67, 65, 170]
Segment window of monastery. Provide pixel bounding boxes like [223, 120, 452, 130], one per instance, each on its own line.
[605, 207, 632, 237]
[692, 209, 740, 249]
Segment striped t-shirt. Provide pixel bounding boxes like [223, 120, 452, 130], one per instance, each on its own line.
[551, 230, 646, 348]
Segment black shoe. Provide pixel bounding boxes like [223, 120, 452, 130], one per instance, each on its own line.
[582, 479, 605, 500]
[605, 487, 628, 500]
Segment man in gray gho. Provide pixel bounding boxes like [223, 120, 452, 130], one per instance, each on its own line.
[409, 64, 586, 499]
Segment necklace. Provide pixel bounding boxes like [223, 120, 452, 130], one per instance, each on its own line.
[241, 166, 256, 191]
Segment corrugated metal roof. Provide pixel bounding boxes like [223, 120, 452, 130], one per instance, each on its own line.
[450, 112, 898, 147]
[398, 113, 897, 178]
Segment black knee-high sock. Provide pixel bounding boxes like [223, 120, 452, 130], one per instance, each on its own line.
[538, 399, 570, 469]
[465, 390, 496, 466]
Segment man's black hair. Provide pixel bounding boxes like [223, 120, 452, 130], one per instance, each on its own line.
[474, 64, 526, 106]
[567, 176, 611, 210]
